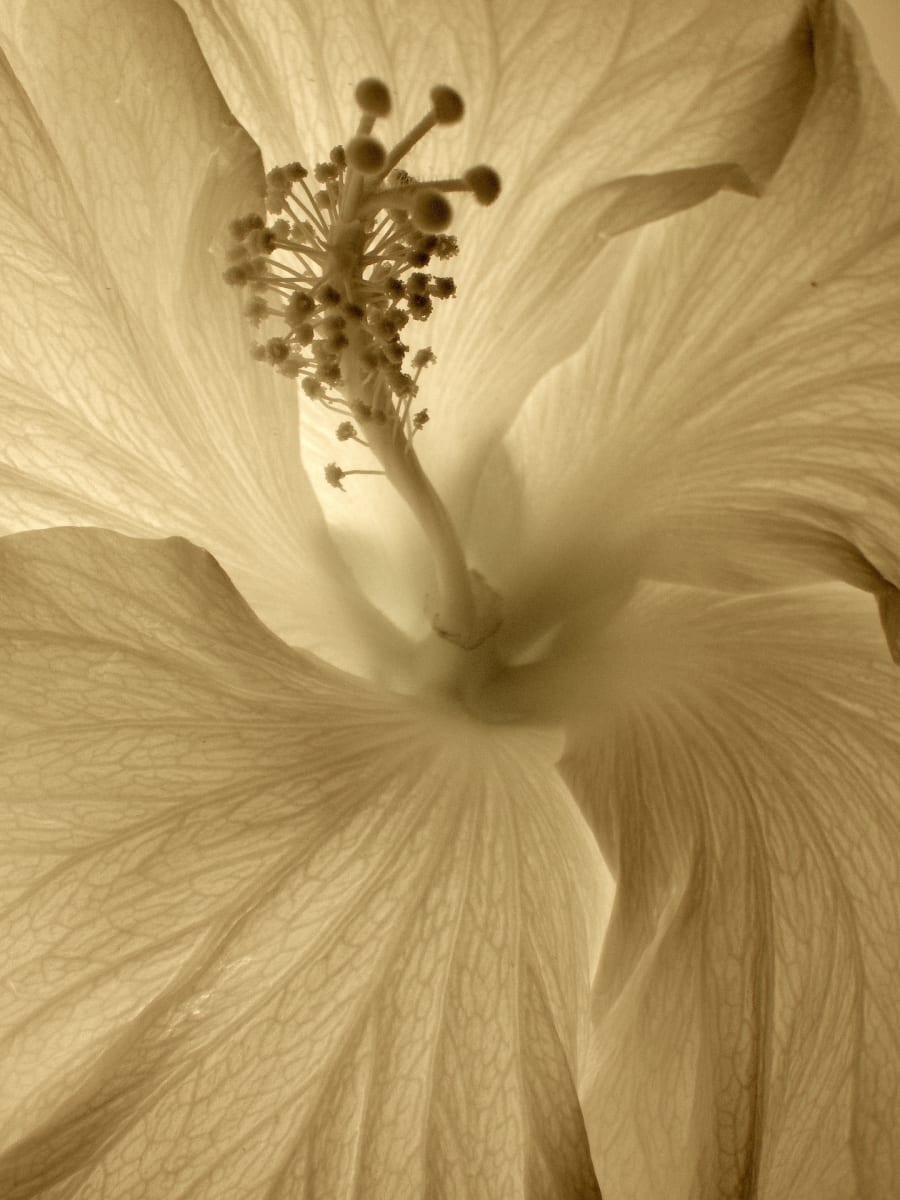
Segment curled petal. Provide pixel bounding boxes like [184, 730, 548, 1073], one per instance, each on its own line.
[483, 0, 900, 663]
[561, 582, 900, 1200]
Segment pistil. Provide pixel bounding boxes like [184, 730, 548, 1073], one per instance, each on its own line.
[224, 76, 502, 649]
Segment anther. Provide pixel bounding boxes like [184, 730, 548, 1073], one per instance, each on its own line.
[315, 283, 342, 307]
[391, 371, 416, 399]
[244, 296, 269, 325]
[434, 234, 458, 259]
[318, 361, 342, 384]
[325, 462, 385, 489]
[266, 166, 290, 212]
[223, 263, 252, 286]
[325, 463, 346, 489]
[408, 293, 433, 320]
[266, 337, 291, 363]
[285, 292, 315, 324]
[229, 213, 264, 240]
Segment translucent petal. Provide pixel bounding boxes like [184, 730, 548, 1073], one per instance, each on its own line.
[0, 0, 391, 670]
[479, 0, 900, 662]
[848, 0, 900, 108]
[0, 527, 610, 1199]
[560, 582, 900, 1200]
[176, 0, 816, 514]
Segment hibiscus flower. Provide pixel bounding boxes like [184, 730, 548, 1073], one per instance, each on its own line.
[1, 0, 898, 1197]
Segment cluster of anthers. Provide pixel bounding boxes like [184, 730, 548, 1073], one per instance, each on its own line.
[224, 76, 503, 650]
[224, 77, 499, 490]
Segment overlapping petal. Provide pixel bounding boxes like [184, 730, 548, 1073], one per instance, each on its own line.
[0, 0, 397, 670]
[175, 0, 816, 514]
[559, 582, 900, 1200]
[0, 527, 610, 1199]
[480, 0, 900, 660]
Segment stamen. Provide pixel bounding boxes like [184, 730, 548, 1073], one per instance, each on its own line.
[325, 463, 385, 490]
[224, 75, 502, 648]
[379, 84, 465, 179]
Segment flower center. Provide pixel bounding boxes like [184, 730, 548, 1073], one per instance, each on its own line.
[224, 77, 502, 650]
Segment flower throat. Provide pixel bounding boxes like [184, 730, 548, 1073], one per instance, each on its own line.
[225, 77, 502, 650]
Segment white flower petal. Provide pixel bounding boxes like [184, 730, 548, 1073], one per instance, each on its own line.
[0, 527, 610, 1199]
[480, 0, 900, 661]
[177, 0, 816, 512]
[0, 0, 391, 669]
[559, 582, 900, 1200]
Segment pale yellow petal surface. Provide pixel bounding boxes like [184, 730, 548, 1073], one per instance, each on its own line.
[560, 582, 900, 1199]
[479, 0, 900, 661]
[0, 0, 392, 669]
[0, 528, 608, 1199]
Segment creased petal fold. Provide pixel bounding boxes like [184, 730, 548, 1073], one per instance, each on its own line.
[561, 582, 900, 1200]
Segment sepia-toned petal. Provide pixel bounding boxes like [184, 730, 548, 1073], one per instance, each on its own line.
[0, 527, 609, 1200]
[0, 0, 392, 668]
[480, 0, 900, 661]
[560, 582, 900, 1200]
